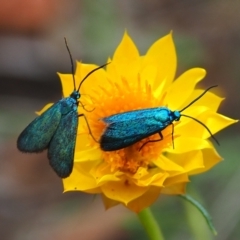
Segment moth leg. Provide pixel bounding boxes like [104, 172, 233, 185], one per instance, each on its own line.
[171, 123, 175, 149]
[139, 132, 164, 151]
[78, 100, 95, 112]
[78, 114, 98, 142]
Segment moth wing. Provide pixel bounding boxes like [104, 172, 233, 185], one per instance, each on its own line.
[100, 117, 164, 151]
[102, 108, 158, 123]
[17, 102, 62, 152]
[48, 111, 78, 178]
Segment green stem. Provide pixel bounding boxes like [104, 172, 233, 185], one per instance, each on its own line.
[137, 208, 165, 240]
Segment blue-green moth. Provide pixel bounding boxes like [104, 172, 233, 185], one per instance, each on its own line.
[100, 86, 219, 151]
[17, 39, 108, 178]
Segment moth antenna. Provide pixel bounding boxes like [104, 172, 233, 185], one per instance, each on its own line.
[181, 114, 220, 145]
[180, 85, 218, 113]
[64, 37, 76, 91]
[77, 62, 110, 92]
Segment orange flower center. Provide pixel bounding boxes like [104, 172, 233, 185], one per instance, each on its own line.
[83, 76, 173, 174]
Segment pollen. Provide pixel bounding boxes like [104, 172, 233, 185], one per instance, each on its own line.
[83, 76, 173, 174]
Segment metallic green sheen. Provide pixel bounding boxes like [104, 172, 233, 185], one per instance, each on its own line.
[48, 110, 78, 178]
[100, 108, 180, 151]
[17, 103, 62, 152]
[17, 64, 109, 178]
[100, 86, 218, 152]
[17, 96, 78, 178]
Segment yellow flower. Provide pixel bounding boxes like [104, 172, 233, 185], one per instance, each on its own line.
[56, 32, 237, 212]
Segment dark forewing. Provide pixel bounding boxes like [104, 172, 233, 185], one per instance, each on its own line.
[102, 108, 160, 123]
[48, 110, 78, 178]
[100, 117, 168, 151]
[17, 103, 62, 152]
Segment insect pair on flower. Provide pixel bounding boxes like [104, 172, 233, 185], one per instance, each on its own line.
[17, 41, 219, 178]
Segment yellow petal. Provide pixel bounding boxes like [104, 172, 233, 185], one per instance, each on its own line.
[161, 182, 187, 195]
[126, 186, 161, 212]
[63, 163, 98, 191]
[75, 62, 109, 97]
[168, 138, 212, 153]
[101, 178, 149, 205]
[74, 116, 101, 155]
[73, 161, 121, 187]
[164, 173, 189, 187]
[181, 89, 223, 112]
[139, 64, 158, 88]
[200, 112, 238, 138]
[144, 32, 176, 90]
[75, 130, 101, 161]
[57, 73, 74, 98]
[94, 164, 122, 185]
[153, 155, 185, 173]
[101, 194, 120, 209]
[166, 150, 205, 173]
[134, 169, 169, 187]
[107, 32, 141, 84]
[177, 110, 238, 139]
[74, 146, 102, 162]
[113, 31, 140, 65]
[35, 103, 54, 115]
[164, 68, 206, 110]
[97, 174, 121, 185]
[189, 147, 222, 175]
[59, 62, 109, 101]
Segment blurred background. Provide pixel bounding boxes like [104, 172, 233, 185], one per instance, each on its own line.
[0, 0, 239, 239]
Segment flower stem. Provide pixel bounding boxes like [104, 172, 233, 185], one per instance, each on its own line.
[137, 208, 165, 240]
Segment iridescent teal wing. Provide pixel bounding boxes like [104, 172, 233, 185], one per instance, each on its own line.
[102, 108, 158, 123]
[17, 103, 62, 152]
[100, 118, 162, 150]
[100, 107, 174, 151]
[47, 110, 78, 178]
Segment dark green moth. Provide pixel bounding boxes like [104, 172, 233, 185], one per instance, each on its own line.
[100, 86, 219, 151]
[17, 39, 108, 178]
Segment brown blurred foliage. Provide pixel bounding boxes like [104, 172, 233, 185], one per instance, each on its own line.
[0, 1, 239, 240]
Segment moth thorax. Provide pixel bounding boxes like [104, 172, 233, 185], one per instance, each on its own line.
[61, 97, 77, 114]
[154, 109, 170, 122]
